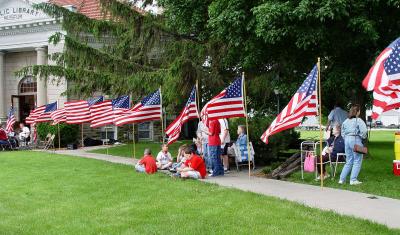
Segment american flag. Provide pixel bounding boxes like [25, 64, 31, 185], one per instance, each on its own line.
[165, 87, 199, 145]
[261, 65, 318, 144]
[114, 89, 162, 126]
[363, 39, 400, 119]
[35, 102, 58, 123]
[6, 107, 16, 133]
[90, 95, 130, 128]
[51, 108, 66, 125]
[200, 77, 245, 123]
[25, 105, 46, 124]
[65, 96, 104, 124]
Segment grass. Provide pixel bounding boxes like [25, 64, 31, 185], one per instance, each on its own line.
[0, 151, 398, 234]
[290, 130, 400, 199]
[89, 140, 191, 159]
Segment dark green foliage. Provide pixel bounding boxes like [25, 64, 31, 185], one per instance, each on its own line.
[37, 123, 79, 147]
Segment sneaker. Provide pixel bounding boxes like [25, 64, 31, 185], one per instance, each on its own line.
[224, 170, 230, 174]
[323, 174, 330, 180]
[315, 175, 321, 181]
[338, 180, 344, 184]
[208, 174, 214, 177]
[350, 180, 362, 185]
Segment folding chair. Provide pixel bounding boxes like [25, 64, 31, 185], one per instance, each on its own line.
[232, 142, 255, 171]
[37, 133, 52, 149]
[300, 141, 315, 180]
[44, 134, 55, 150]
[314, 141, 333, 180]
[331, 153, 346, 178]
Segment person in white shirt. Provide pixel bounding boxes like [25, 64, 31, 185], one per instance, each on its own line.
[156, 144, 173, 170]
[18, 123, 30, 142]
[219, 119, 231, 173]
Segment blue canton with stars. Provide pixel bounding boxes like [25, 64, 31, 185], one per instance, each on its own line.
[141, 89, 161, 106]
[223, 77, 243, 98]
[112, 95, 130, 110]
[186, 87, 196, 105]
[297, 65, 317, 97]
[88, 96, 104, 106]
[384, 40, 400, 76]
[44, 102, 57, 113]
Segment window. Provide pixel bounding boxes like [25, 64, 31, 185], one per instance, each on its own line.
[19, 76, 37, 94]
[138, 122, 152, 140]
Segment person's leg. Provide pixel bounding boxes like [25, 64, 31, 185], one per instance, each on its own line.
[214, 146, 224, 176]
[181, 170, 200, 179]
[350, 143, 363, 182]
[203, 143, 211, 171]
[209, 146, 224, 176]
[135, 164, 145, 173]
[222, 144, 229, 171]
[339, 138, 354, 183]
[156, 162, 162, 169]
[162, 162, 172, 169]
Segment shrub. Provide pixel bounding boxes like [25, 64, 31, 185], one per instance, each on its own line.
[229, 114, 300, 165]
[36, 123, 80, 147]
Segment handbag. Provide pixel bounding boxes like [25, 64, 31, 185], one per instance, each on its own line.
[304, 152, 315, 172]
[353, 118, 368, 154]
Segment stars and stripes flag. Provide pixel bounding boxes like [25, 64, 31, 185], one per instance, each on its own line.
[362, 38, 400, 119]
[261, 65, 318, 144]
[165, 87, 199, 145]
[90, 95, 130, 128]
[6, 107, 16, 133]
[51, 108, 66, 125]
[35, 102, 58, 123]
[25, 105, 46, 124]
[114, 89, 162, 126]
[200, 77, 245, 123]
[65, 96, 104, 124]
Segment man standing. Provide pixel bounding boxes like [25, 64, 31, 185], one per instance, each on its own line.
[219, 119, 231, 173]
[206, 119, 224, 176]
[327, 104, 348, 130]
[197, 121, 210, 170]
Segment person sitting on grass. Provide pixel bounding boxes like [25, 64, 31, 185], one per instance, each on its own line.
[170, 144, 188, 172]
[177, 145, 207, 179]
[156, 144, 173, 170]
[135, 148, 157, 174]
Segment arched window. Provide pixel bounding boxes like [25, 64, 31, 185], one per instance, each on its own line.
[19, 76, 37, 94]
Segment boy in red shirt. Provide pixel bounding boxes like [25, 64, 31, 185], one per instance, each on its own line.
[177, 145, 207, 179]
[135, 148, 157, 174]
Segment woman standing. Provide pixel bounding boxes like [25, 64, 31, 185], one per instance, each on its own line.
[339, 104, 367, 185]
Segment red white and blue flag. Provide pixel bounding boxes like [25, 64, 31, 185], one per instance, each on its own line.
[362, 38, 400, 119]
[90, 95, 130, 128]
[65, 96, 104, 124]
[26, 105, 46, 124]
[35, 102, 58, 123]
[165, 87, 199, 145]
[6, 107, 16, 133]
[261, 65, 318, 144]
[200, 77, 245, 123]
[114, 89, 162, 126]
[51, 108, 66, 125]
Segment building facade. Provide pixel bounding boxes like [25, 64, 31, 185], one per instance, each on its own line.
[0, 0, 163, 142]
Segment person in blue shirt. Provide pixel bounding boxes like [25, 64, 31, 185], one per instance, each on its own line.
[236, 125, 249, 161]
[327, 103, 348, 130]
[339, 104, 367, 185]
[317, 124, 345, 180]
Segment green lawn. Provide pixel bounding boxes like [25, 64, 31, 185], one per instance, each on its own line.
[90, 140, 191, 159]
[0, 152, 398, 234]
[290, 130, 400, 199]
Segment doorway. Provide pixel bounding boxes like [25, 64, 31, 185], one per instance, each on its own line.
[13, 76, 37, 123]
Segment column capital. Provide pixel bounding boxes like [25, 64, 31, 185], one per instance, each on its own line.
[35, 47, 47, 52]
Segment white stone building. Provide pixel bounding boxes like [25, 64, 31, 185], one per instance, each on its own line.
[0, 0, 163, 142]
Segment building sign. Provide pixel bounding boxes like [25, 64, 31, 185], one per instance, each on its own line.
[0, 7, 41, 21]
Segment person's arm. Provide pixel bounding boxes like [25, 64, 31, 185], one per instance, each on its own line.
[168, 153, 173, 162]
[358, 119, 368, 139]
[206, 122, 214, 136]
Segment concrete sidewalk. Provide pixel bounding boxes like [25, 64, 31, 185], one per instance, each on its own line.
[49, 147, 400, 229]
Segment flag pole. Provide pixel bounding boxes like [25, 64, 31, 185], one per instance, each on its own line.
[160, 86, 165, 144]
[57, 123, 61, 150]
[242, 72, 252, 179]
[81, 123, 84, 148]
[196, 79, 201, 114]
[132, 123, 136, 158]
[317, 57, 324, 188]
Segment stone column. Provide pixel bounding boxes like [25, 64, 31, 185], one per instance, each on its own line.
[35, 47, 48, 106]
[0, 51, 5, 120]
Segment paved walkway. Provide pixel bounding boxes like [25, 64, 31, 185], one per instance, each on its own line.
[48, 147, 400, 229]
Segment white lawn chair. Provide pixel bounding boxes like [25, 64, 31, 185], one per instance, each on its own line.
[231, 142, 255, 171]
[331, 153, 347, 178]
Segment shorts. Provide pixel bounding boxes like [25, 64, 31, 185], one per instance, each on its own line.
[221, 143, 229, 155]
[182, 170, 201, 179]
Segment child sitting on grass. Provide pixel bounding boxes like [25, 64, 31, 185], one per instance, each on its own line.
[135, 148, 157, 174]
[176, 144, 207, 179]
[156, 144, 173, 170]
[170, 144, 188, 172]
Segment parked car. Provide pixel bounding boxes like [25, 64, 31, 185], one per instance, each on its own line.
[374, 121, 383, 128]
